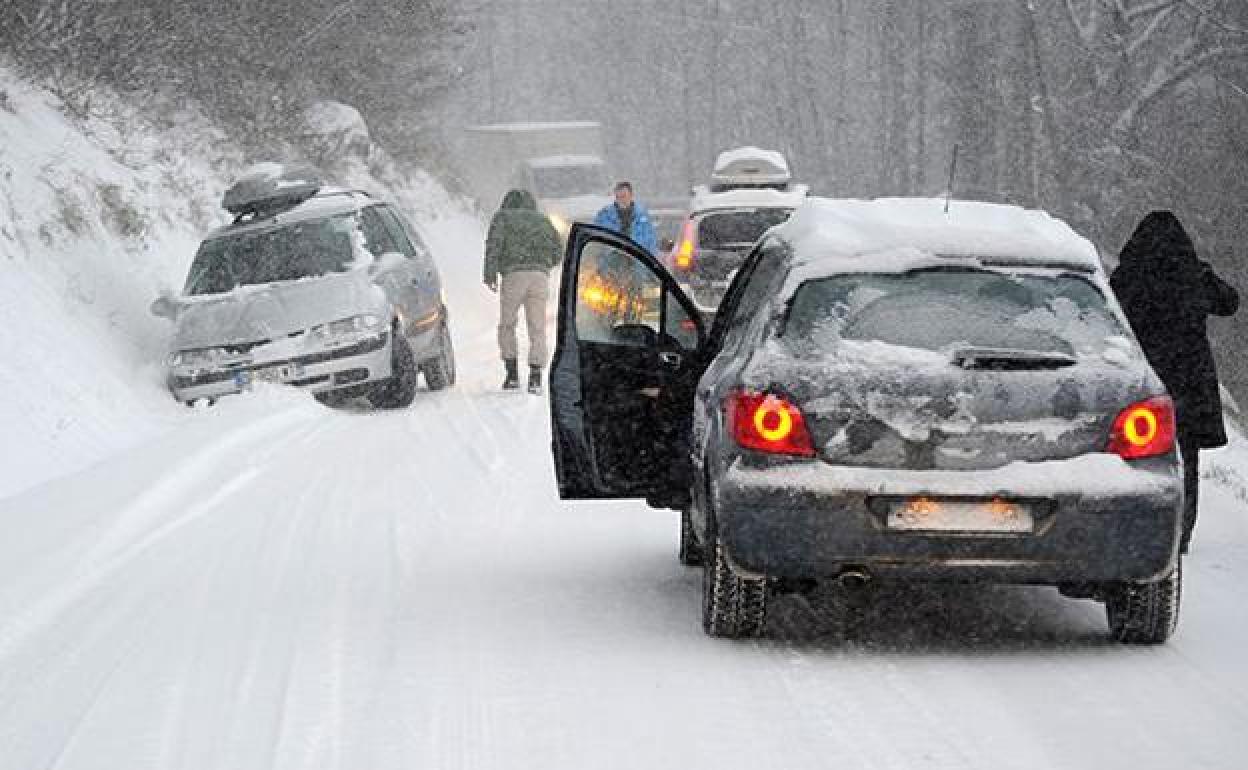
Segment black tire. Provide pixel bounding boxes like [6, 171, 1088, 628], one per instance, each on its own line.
[369, 332, 418, 409]
[679, 508, 703, 567]
[1105, 561, 1181, 644]
[702, 533, 767, 639]
[421, 321, 456, 391]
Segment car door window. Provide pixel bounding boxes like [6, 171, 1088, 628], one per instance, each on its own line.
[576, 241, 661, 346]
[575, 239, 697, 350]
[376, 206, 416, 257]
[665, 293, 699, 351]
[719, 240, 787, 349]
[359, 207, 399, 258]
[398, 216, 432, 260]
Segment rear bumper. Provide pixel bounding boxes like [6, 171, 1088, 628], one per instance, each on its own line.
[168, 332, 393, 403]
[713, 455, 1183, 584]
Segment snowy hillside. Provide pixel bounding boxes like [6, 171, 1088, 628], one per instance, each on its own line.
[0, 68, 483, 498]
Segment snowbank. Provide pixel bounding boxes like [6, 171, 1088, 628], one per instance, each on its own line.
[0, 67, 483, 499]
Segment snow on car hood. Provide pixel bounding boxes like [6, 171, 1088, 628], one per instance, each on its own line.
[171, 271, 388, 350]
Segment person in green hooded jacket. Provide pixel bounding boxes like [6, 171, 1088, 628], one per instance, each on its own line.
[484, 189, 563, 391]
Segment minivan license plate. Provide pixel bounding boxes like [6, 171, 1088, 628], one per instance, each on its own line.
[887, 498, 1034, 533]
[234, 364, 303, 388]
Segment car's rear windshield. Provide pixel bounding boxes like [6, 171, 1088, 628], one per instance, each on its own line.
[184, 214, 357, 295]
[697, 208, 792, 249]
[784, 268, 1125, 357]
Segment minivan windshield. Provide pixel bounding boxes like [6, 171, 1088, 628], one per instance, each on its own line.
[183, 213, 357, 295]
[784, 268, 1126, 357]
[530, 164, 608, 199]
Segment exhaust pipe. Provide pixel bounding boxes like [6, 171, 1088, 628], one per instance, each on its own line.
[836, 567, 872, 590]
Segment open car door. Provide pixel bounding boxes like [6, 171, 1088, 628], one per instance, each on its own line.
[550, 224, 707, 508]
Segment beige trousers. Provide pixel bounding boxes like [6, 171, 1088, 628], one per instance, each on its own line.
[498, 270, 549, 367]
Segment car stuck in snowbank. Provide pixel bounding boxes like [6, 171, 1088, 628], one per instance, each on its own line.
[152, 164, 456, 407]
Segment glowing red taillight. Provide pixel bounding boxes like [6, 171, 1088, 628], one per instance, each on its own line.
[727, 391, 815, 457]
[673, 219, 696, 270]
[1107, 396, 1175, 460]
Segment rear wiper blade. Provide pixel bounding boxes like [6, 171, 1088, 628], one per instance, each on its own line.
[951, 347, 1077, 370]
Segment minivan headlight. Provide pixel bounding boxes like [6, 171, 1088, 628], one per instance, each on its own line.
[313, 313, 383, 340]
[167, 348, 222, 368]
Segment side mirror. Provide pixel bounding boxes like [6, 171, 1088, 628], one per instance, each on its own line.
[611, 322, 659, 348]
[150, 290, 182, 320]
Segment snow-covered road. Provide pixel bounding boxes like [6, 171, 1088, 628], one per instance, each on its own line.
[1, 214, 1246, 770]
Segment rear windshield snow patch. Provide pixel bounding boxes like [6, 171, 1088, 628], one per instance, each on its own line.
[779, 268, 1130, 360]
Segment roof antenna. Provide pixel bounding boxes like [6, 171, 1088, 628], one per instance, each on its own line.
[944, 143, 960, 214]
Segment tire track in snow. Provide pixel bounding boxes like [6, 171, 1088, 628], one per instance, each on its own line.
[0, 413, 331, 769]
[0, 408, 322, 665]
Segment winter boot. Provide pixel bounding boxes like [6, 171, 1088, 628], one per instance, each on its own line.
[502, 358, 519, 390]
[527, 366, 543, 395]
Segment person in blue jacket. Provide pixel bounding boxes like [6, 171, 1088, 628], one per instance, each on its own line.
[593, 181, 658, 255]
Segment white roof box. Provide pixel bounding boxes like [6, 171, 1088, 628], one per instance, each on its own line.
[223, 162, 323, 217]
[711, 146, 791, 190]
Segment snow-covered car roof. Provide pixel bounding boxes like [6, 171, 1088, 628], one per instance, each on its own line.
[690, 184, 809, 213]
[204, 189, 370, 241]
[773, 197, 1102, 275]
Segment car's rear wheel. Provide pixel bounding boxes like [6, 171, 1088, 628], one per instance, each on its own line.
[1104, 561, 1181, 644]
[679, 508, 703, 567]
[702, 531, 767, 638]
[422, 321, 456, 391]
[369, 332, 417, 409]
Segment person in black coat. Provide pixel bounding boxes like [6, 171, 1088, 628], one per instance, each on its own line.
[1110, 211, 1239, 553]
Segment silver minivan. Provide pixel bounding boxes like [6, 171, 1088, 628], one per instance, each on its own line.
[153, 166, 455, 408]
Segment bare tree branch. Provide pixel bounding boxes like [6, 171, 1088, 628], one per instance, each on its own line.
[1115, 39, 1248, 131]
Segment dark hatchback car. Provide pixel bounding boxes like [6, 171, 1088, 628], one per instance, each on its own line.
[549, 198, 1184, 643]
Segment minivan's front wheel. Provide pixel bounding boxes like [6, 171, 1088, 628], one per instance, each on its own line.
[369, 332, 418, 409]
[1105, 561, 1181, 644]
[422, 321, 456, 391]
[702, 533, 767, 638]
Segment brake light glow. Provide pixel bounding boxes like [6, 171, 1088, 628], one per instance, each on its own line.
[674, 220, 695, 269]
[1107, 396, 1175, 460]
[728, 391, 815, 457]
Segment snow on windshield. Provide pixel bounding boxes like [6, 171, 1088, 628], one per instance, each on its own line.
[183, 214, 361, 295]
[784, 268, 1128, 361]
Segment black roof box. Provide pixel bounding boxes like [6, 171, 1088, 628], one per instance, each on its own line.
[223, 163, 323, 218]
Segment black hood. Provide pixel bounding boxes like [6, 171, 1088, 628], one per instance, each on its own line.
[1119, 211, 1198, 272]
